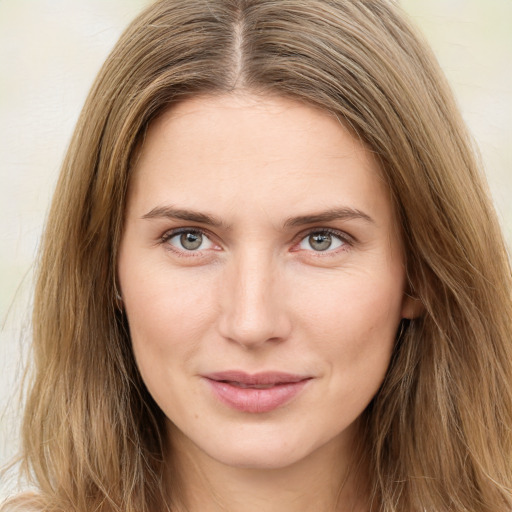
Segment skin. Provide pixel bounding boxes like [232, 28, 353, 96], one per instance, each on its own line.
[118, 93, 417, 512]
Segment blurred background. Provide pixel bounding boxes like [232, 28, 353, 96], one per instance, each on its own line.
[1, 0, 511, 498]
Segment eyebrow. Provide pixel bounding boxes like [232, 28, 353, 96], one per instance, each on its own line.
[283, 207, 374, 227]
[142, 206, 226, 228]
[142, 205, 374, 229]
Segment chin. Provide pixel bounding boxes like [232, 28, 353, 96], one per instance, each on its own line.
[207, 443, 311, 470]
[198, 423, 342, 472]
[168, 415, 327, 471]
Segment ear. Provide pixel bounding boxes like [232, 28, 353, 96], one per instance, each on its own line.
[401, 293, 423, 319]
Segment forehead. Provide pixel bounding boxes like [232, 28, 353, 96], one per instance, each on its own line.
[128, 93, 391, 226]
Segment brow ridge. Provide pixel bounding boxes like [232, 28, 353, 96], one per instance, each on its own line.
[142, 205, 373, 229]
[283, 207, 374, 227]
[141, 205, 225, 228]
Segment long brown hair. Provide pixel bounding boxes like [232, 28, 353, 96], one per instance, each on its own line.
[3, 1, 512, 510]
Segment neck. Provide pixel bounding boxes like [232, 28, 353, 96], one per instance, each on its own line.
[165, 423, 369, 512]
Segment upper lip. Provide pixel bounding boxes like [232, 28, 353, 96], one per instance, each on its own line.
[203, 371, 311, 385]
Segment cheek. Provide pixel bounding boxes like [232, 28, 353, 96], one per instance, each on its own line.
[296, 263, 403, 335]
[121, 263, 219, 372]
[292, 265, 403, 383]
[121, 267, 221, 420]
[306, 275, 402, 423]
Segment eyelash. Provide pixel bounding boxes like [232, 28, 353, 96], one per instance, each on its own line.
[294, 228, 353, 255]
[159, 227, 353, 256]
[160, 228, 217, 257]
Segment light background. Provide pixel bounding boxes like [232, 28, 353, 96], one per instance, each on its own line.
[1, 0, 511, 498]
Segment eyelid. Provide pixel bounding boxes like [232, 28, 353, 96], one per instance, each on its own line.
[291, 227, 355, 252]
[161, 226, 206, 241]
[160, 227, 220, 255]
[158, 225, 354, 255]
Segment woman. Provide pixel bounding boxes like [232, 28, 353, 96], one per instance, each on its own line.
[3, 0, 512, 511]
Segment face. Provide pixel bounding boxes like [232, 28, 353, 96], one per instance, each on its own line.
[118, 93, 414, 470]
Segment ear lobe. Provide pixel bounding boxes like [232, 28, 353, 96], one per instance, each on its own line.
[401, 293, 423, 319]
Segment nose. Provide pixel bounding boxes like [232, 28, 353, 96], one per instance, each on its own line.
[217, 249, 292, 349]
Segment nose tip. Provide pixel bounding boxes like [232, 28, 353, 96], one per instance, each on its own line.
[224, 320, 283, 348]
[217, 257, 292, 349]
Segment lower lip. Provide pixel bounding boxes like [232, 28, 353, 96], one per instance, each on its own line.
[205, 379, 310, 413]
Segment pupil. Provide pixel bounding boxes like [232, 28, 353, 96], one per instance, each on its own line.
[181, 232, 202, 250]
[309, 233, 332, 251]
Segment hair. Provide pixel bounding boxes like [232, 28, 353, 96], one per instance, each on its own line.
[3, 0, 512, 511]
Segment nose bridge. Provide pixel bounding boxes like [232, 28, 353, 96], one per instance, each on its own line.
[218, 246, 290, 347]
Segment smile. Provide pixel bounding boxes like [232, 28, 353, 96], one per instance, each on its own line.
[203, 371, 312, 413]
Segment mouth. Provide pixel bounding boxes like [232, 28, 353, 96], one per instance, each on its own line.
[219, 381, 281, 389]
[203, 371, 312, 413]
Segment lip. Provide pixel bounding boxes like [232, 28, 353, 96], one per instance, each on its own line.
[203, 371, 312, 413]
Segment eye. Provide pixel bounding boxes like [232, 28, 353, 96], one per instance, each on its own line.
[163, 229, 215, 252]
[297, 230, 347, 252]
